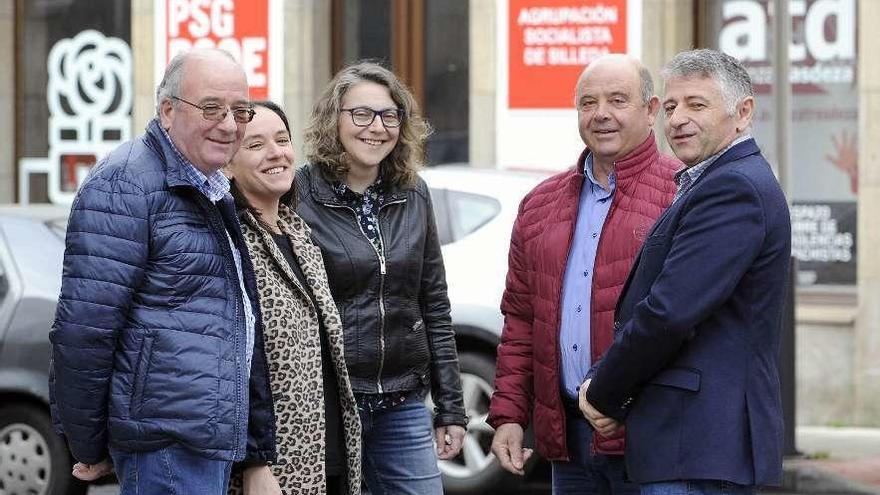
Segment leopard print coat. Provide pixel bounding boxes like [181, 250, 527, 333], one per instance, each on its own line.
[229, 205, 361, 495]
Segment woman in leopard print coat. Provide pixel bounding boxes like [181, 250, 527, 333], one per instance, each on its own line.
[226, 101, 361, 495]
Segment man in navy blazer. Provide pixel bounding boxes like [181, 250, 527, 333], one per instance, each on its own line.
[579, 49, 791, 495]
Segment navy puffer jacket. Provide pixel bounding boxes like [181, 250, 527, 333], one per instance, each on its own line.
[49, 119, 276, 465]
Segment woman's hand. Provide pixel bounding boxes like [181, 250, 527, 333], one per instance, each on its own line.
[243, 465, 282, 495]
[435, 424, 467, 460]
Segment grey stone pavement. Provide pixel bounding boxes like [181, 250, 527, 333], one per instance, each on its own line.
[87, 426, 880, 495]
[777, 426, 880, 495]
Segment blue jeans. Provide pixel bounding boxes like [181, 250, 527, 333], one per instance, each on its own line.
[552, 407, 639, 495]
[109, 444, 233, 495]
[358, 393, 443, 495]
[641, 481, 757, 495]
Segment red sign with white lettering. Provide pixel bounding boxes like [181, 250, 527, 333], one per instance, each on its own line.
[162, 0, 274, 100]
[508, 0, 628, 109]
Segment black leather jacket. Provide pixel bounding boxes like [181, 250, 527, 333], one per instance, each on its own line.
[295, 164, 467, 428]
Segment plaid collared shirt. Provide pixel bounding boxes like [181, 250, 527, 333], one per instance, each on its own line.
[160, 126, 231, 201]
[158, 126, 256, 372]
[673, 133, 752, 204]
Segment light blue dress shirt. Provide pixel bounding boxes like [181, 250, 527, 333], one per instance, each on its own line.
[559, 153, 615, 400]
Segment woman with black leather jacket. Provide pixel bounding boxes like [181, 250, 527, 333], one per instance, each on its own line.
[296, 61, 467, 495]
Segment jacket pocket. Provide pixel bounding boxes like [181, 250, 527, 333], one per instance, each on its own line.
[133, 330, 224, 423]
[154, 212, 213, 233]
[340, 304, 361, 372]
[407, 318, 430, 366]
[647, 367, 701, 392]
[130, 335, 155, 418]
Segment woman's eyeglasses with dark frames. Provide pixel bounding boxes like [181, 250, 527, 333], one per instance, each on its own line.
[340, 107, 404, 128]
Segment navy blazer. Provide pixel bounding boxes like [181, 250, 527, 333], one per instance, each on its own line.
[586, 139, 791, 486]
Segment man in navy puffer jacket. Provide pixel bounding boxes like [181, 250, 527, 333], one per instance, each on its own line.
[49, 48, 276, 494]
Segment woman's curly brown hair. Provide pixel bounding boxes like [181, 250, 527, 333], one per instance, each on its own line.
[303, 61, 432, 188]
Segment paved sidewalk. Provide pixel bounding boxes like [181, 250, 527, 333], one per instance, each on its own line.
[781, 426, 880, 494]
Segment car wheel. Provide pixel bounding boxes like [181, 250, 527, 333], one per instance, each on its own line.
[432, 351, 533, 495]
[0, 404, 86, 495]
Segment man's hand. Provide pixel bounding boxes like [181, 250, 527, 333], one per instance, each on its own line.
[490, 423, 534, 475]
[72, 459, 113, 481]
[578, 379, 622, 438]
[243, 465, 282, 495]
[435, 425, 466, 460]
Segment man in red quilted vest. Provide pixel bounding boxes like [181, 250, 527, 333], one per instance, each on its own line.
[487, 54, 680, 494]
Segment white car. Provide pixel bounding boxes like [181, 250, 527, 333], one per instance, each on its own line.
[421, 165, 550, 494]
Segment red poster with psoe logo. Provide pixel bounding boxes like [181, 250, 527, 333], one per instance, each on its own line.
[508, 0, 628, 109]
[163, 0, 273, 100]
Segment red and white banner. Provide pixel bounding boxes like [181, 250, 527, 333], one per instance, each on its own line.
[496, 0, 641, 171]
[154, 0, 283, 101]
[508, 0, 630, 109]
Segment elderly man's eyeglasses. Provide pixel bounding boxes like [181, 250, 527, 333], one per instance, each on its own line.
[341, 107, 404, 128]
[171, 96, 256, 124]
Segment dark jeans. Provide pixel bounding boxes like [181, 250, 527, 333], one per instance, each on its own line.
[110, 444, 232, 495]
[641, 481, 757, 495]
[358, 393, 443, 495]
[552, 405, 639, 495]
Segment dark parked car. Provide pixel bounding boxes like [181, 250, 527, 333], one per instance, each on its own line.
[0, 205, 87, 495]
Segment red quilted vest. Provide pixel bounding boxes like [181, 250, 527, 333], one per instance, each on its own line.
[488, 133, 679, 460]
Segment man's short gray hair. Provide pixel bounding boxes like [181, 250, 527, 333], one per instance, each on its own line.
[155, 48, 237, 116]
[637, 64, 654, 105]
[661, 49, 753, 116]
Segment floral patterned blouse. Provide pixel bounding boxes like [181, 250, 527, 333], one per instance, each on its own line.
[332, 179, 385, 253]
